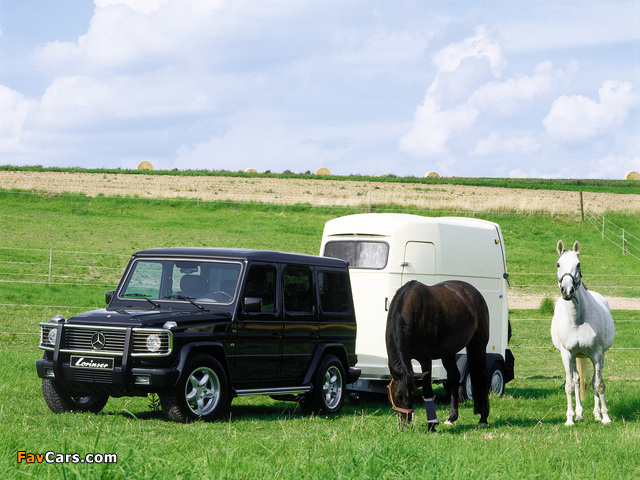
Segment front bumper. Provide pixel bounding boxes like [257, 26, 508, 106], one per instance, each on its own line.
[36, 358, 180, 395]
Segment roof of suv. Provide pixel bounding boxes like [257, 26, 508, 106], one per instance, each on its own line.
[132, 247, 349, 268]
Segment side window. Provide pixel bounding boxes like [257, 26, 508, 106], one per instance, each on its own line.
[318, 271, 350, 313]
[283, 265, 314, 313]
[243, 264, 277, 312]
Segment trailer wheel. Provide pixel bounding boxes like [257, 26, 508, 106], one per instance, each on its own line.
[489, 362, 506, 397]
[159, 355, 229, 422]
[301, 354, 346, 415]
[460, 371, 474, 401]
[42, 379, 108, 413]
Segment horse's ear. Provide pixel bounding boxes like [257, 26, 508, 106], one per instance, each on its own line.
[557, 240, 564, 256]
[573, 241, 580, 254]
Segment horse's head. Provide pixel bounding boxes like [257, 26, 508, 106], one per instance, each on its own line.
[556, 240, 582, 301]
[387, 376, 418, 425]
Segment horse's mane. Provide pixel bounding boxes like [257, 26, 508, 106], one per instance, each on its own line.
[387, 281, 417, 382]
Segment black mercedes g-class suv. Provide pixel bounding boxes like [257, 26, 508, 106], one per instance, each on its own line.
[36, 248, 359, 422]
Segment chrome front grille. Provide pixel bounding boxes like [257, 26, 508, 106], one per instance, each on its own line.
[39, 323, 173, 356]
[64, 328, 126, 354]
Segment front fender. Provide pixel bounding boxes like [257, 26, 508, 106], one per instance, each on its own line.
[173, 342, 230, 386]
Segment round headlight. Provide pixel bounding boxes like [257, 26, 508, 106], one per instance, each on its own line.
[146, 334, 162, 353]
[47, 328, 58, 346]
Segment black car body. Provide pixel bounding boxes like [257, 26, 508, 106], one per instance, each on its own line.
[36, 248, 359, 421]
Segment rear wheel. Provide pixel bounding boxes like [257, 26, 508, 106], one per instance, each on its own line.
[159, 355, 229, 422]
[42, 379, 108, 414]
[301, 354, 346, 415]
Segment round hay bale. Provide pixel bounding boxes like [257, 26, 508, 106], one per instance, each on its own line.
[137, 161, 154, 171]
[425, 171, 440, 178]
[245, 168, 258, 173]
[624, 171, 640, 180]
[315, 167, 331, 176]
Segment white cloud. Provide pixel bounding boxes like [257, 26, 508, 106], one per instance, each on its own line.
[469, 61, 577, 116]
[543, 80, 638, 142]
[400, 97, 478, 156]
[173, 110, 406, 175]
[588, 154, 640, 180]
[401, 27, 501, 157]
[472, 132, 540, 156]
[432, 26, 505, 79]
[0, 86, 37, 140]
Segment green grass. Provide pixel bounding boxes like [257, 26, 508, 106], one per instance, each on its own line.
[4, 319, 640, 479]
[1, 186, 640, 479]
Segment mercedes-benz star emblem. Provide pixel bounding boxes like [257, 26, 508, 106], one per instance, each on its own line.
[91, 332, 106, 350]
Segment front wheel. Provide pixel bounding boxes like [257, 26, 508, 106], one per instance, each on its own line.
[159, 355, 229, 422]
[301, 354, 346, 415]
[42, 379, 109, 414]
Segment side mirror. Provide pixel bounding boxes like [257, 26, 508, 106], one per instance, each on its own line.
[242, 297, 262, 313]
[105, 290, 115, 305]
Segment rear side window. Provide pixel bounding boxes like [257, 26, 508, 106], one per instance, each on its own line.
[318, 271, 351, 313]
[324, 241, 389, 269]
[283, 265, 313, 313]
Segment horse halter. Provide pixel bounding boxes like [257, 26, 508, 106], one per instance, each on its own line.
[557, 251, 582, 296]
[386, 378, 414, 415]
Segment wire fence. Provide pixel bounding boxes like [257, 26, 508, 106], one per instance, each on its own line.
[584, 206, 640, 262]
[1, 183, 639, 337]
[0, 247, 129, 287]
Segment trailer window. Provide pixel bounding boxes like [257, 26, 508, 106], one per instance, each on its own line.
[324, 241, 389, 269]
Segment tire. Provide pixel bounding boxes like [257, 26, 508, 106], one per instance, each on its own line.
[489, 363, 506, 397]
[460, 371, 474, 401]
[301, 354, 346, 415]
[159, 355, 229, 423]
[42, 379, 109, 414]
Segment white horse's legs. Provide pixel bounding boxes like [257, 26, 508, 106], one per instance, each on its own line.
[561, 350, 582, 426]
[592, 353, 611, 424]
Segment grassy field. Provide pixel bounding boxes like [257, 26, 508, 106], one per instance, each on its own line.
[3, 165, 640, 194]
[1, 186, 640, 479]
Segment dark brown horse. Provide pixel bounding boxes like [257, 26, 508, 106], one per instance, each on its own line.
[386, 280, 490, 428]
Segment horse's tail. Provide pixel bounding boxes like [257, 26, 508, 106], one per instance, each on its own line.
[466, 289, 490, 422]
[577, 357, 588, 399]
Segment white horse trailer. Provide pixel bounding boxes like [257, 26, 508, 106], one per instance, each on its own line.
[320, 213, 514, 397]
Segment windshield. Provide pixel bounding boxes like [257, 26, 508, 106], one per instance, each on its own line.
[324, 241, 389, 269]
[120, 258, 242, 304]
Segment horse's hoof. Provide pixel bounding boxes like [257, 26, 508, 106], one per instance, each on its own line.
[575, 415, 583, 422]
[602, 415, 612, 424]
[427, 423, 437, 432]
[444, 420, 453, 426]
[564, 419, 574, 427]
[478, 422, 489, 427]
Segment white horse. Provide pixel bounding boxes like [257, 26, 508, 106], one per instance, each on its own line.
[551, 240, 615, 426]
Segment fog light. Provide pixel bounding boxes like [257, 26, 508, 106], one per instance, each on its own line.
[146, 334, 161, 353]
[45, 369, 55, 378]
[134, 375, 150, 385]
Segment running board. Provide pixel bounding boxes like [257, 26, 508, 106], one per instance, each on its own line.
[234, 385, 312, 396]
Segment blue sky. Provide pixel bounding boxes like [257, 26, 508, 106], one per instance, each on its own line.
[0, 0, 638, 178]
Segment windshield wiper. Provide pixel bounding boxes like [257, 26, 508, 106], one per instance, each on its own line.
[123, 293, 161, 309]
[163, 295, 205, 311]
